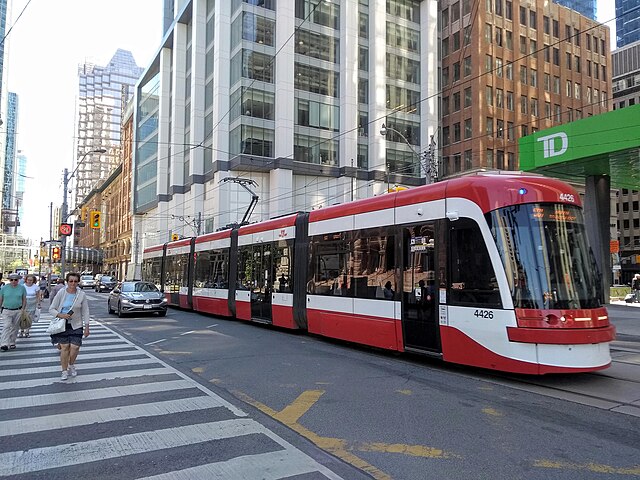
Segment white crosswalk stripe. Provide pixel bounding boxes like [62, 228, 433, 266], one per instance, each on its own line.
[0, 313, 348, 479]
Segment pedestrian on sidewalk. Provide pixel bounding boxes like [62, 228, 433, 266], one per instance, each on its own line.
[48, 272, 91, 381]
[633, 274, 640, 303]
[0, 273, 27, 351]
[18, 274, 42, 338]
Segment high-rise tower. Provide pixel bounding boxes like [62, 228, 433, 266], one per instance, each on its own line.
[616, 0, 640, 47]
[553, 0, 596, 20]
[75, 49, 143, 207]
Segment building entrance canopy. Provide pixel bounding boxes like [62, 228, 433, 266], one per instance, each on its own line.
[519, 104, 640, 188]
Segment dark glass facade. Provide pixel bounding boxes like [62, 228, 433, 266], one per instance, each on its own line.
[616, 0, 640, 47]
[553, 0, 597, 20]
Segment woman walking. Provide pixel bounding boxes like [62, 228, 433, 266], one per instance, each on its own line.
[48, 272, 91, 381]
[18, 274, 42, 338]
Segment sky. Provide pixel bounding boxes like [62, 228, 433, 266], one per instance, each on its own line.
[6, 0, 162, 241]
[5, 0, 619, 242]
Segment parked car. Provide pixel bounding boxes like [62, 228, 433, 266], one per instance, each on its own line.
[95, 275, 117, 292]
[78, 274, 96, 289]
[108, 281, 168, 317]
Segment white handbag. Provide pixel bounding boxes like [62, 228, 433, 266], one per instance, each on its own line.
[33, 307, 41, 323]
[46, 317, 66, 335]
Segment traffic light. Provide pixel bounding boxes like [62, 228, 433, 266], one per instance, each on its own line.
[171, 233, 180, 241]
[80, 206, 88, 221]
[90, 211, 101, 229]
[52, 246, 61, 261]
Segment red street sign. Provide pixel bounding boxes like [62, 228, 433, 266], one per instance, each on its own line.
[59, 223, 73, 236]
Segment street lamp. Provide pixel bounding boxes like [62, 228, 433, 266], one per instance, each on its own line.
[380, 123, 438, 183]
[60, 148, 107, 279]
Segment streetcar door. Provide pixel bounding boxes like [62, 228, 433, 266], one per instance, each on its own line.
[250, 243, 273, 323]
[401, 223, 441, 352]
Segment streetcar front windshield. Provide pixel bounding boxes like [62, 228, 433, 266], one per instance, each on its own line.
[487, 203, 602, 309]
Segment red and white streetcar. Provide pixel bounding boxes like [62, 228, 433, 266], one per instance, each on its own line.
[142, 173, 615, 374]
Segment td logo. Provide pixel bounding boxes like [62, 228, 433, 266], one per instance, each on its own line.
[537, 132, 568, 158]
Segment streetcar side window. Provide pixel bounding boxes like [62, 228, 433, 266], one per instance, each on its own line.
[274, 240, 293, 293]
[237, 247, 253, 290]
[142, 257, 162, 290]
[449, 218, 502, 308]
[164, 253, 189, 293]
[351, 227, 396, 299]
[308, 233, 351, 296]
[194, 249, 229, 288]
[308, 229, 396, 299]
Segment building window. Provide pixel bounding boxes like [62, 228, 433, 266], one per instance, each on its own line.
[506, 91, 513, 111]
[520, 95, 528, 114]
[294, 133, 339, 165]
[294, 63, 339, 97]
[295, 98, 340, 131]
[496, 88, 503, 108]
[486, 86, 493, 106]
[464, 118, 472, 139]
[230, 124, 275, 157]
[454, 122, 461, 143]
[464, 87, 472, 107]
[486, 117, 493, 135]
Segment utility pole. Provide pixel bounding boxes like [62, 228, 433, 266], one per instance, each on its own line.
[60, 168, 70, 279]
[49, 202, 53, 274]
[196, 212, 202, 236]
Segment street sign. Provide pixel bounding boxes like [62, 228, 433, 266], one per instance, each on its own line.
[59, 223, 73, 236]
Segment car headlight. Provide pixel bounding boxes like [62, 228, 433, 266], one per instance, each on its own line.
[160, 298, 168, 304]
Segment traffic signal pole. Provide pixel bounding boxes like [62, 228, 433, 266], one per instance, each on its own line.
[60, 168, 69, 280]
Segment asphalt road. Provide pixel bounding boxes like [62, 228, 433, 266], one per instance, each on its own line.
[87, 292, 640, 480]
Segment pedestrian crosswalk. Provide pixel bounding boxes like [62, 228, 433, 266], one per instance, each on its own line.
[0, 313, 348, 479]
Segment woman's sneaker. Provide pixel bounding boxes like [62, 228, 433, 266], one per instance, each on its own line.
[68, 365, 77, 377]
[60, 370, 69, 381]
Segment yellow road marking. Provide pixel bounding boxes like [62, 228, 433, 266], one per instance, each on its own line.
[192, 367, 204, 373]
[354, 442, 459, 459]
[482, 407, 503, 417]
[275, 390, 325, 424]
[209, 378, 222, 384]
[534, 460, 640, 475]
[233, 389, 458, 480]
[395, 389, 412, 395]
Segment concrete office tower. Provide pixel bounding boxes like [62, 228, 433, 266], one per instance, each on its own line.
[76, 49, 143, 207]
[616, 0, 640, 47]
[439, 0, 610, 176]
[132, 0, 439, 246]
[612, 40, 640, 109]
[553, 0, 596, 20]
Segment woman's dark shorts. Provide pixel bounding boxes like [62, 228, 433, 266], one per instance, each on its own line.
[50, 322, 83, 347]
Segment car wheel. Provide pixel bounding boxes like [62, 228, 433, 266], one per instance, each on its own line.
[107, 300, 114, 314]
[157, 310, 167, 317]
[117, 302, 125, 318]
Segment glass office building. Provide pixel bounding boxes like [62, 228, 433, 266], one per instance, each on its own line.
[616, 0, 640, 47]
[553, 0, 596, 20]
[133, 0, 439, 246]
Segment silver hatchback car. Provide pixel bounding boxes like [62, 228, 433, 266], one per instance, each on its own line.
[108, 281, 168, 317]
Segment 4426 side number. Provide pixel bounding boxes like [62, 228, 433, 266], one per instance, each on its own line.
[474, 309, 494, 319]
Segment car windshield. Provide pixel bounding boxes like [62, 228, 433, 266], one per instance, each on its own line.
[121, 282, 159, 293]
[487, 203, 602, 309]
[101, 276, 113, 282]
[81, 275, 93, 281]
